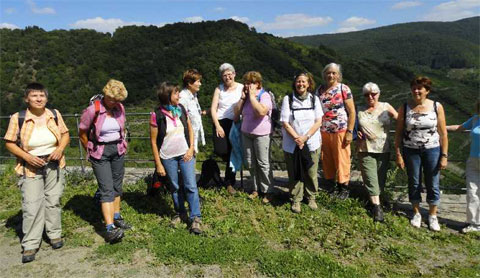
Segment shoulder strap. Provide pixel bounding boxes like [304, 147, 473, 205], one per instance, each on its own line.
[47, 108, 58, 126]
[433, 101, 437, 116]
[18, 110, 26, 134]
[257, 89, 265, 101]
[310, 94, 315, 110]
[289, 93, 295, 121]
[403, 102, 408, 123]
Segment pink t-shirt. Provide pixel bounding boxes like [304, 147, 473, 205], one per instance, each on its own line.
[241, 89, 272, 136]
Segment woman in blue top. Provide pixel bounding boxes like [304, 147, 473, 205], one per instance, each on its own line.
[447, 100, 480, 233]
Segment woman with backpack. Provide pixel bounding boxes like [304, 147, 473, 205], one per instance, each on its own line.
[357, 82, 398, 222]
[281, 72, 323, 213]
[210, 63, 244, 194]
[79, 79, 131, 243]
[316, 63, 356, 200]
[234, 71, 274, 203]
[4, 82, 70, 263]
[150, 82, 203, 234]
[395, 76, 448, 231]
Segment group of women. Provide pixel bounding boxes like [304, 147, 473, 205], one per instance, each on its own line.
[5, 62, 479, 264]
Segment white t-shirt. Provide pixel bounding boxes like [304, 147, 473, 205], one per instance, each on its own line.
[216, 83, 243, 120]
[280, 93, 323, 153]
[159, 116, 189, 160]
[28, 125, 57, 156]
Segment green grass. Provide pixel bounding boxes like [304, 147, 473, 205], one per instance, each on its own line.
[0, 167, 479, 277]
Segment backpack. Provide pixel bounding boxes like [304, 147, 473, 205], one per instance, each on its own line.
[287, 92, 316, 121]
[257, 88, 280, 132]
[16, 109, 58, 146]
[87, 94, 104, 143]
[197, 158, 223, 188]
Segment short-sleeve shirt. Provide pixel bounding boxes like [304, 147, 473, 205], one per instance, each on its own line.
[280, 93, 323, 153]
[241, 89, 273, 136]
[357, 102, 392, 153]
[462, 115, 480, 158]
[317, 83, 353, 133]
[4, 109, 69, 177]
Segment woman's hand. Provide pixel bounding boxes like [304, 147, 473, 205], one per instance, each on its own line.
[343, 132, 353, 147]
[216, 125, 225, 138]
[396, 154, 405, 170]
[48, 147, 64, 161]
[183, 148, 194, 162]
[156, 164, 166, 177]
[25, 154, 46, 168]
[357, 130, 364, 140]
[294, 135, 307, 146]
[439, 157, 448, 170]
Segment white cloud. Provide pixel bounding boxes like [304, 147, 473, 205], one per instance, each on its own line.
[336, 16, 376, 32]
[423, 0, 480, 21]
[230, 16, 249, 23]
[27, 0, 55, 15]
[184, 16, 203, 23]
[391, 1, 422, 10]
[253, 14, 332, 31]
[0, 22, 19, 29]
[4, 8, 15, 14]
[214, 7, 225, 12]
[69, 17, 163, 33]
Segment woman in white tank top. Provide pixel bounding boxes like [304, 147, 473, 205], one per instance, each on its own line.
[210, 63, 244, 194]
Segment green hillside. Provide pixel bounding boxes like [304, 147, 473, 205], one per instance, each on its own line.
[289, 17, 480, 69]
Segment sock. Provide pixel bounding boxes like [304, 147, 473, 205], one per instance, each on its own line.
[106, 224, 115, 231]
[114, 212, 121, 220]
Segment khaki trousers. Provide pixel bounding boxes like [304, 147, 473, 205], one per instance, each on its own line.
[20, 163, 65, 250]
[285, 148, 320, 203]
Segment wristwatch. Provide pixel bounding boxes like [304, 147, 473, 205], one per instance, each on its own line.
[441, 153, 448, 158]
[346, 129, 353, 134]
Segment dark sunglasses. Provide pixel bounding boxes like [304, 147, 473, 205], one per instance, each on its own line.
[364, 93, 379, 97]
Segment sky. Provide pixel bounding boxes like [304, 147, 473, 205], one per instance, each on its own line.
[0, 0, 479, 37]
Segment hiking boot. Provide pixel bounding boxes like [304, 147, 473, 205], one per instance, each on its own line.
[461, 225, 480, 234]
[50, 238, 64, 249]
[22, 249, 37, 263]
[105, 226, 124, 243]
[336, 187, 349, 200]
[307, 199, 318, 210]
[248, 191, 259, 200]
[190, 217, 203, 235]
[372, 205, 384, 222]
[170, 213, 188, 226]
[114, 216, 132, 230]
[226, 185, 237, 195]
[262, 193, 274, 204]
[428, 215, 441, 232]
[410, 213, 422, 228]
[291, 202, 301, 213]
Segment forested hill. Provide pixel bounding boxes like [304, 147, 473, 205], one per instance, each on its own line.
[289, 17, 480, 69]
[0, 18, 476, 125]
[0, 19, 338, 116]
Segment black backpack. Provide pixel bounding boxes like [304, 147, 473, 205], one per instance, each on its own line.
[16, 109, 58, 145]
[287, 92, 316, 121]
[197, 158, 223, 188]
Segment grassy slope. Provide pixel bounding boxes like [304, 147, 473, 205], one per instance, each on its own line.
[0, 167, 478, 277]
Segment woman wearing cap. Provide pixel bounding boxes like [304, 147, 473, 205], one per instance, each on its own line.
[395, 76, 448, 231]
[316, 63, 356, 200]
[4, 82, 70, 263]
[357, 82, 398, 222]
[281, 72, 323, 213]
[211, 63, 244, 194]
[234, 71, 274, 203]
[79, 79, 131, 243]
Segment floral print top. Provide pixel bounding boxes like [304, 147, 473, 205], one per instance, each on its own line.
[317, 83, 353, 133]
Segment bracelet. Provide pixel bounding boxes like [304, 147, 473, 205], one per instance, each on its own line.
[306, 134, 311, 139]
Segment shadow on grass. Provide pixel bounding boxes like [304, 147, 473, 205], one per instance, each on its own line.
[63, 195, 104, 236]
[5, 210, 23, 243]
[122, 191, 175, 217]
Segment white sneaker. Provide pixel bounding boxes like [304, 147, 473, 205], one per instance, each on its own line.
[410, 213, 422, 228]
[428, 215, 441, 232]
[461, 225, 480, 234]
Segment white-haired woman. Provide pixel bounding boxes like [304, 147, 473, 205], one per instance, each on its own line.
[357, 82, 398, 222]
[210, 63, 244, 194]
[316, 63, 356, 200]
[79, 79, 130, 243]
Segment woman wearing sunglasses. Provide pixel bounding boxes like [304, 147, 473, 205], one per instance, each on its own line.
[357, 82, 398, 222]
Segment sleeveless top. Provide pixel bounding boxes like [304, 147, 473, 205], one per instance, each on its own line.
[403, 102, 440, 149]
[217, 83, 243, 120]
[357, 102, 391, 153]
